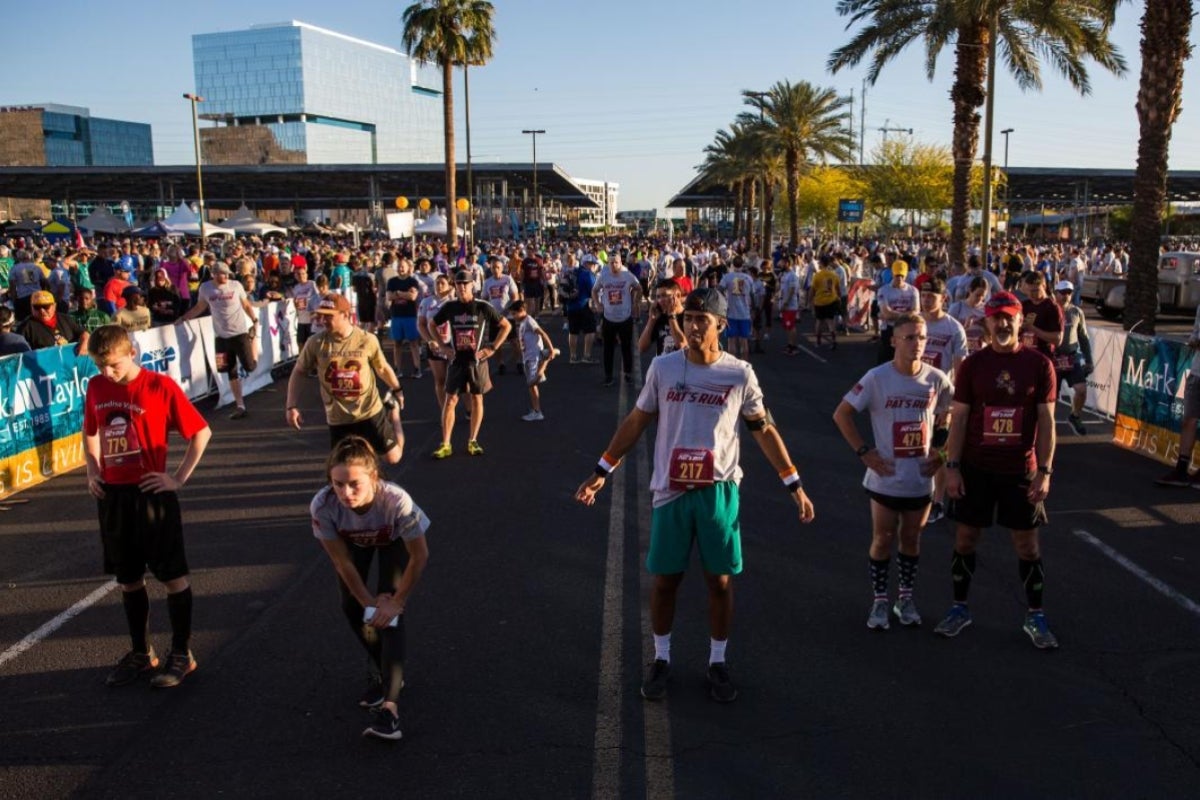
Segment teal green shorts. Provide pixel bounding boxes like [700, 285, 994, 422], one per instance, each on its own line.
[647, 481, 743, 576]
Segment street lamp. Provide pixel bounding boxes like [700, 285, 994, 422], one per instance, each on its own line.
[1000, 128, 1015, 235]
[521, 129, 545, 241]
[182, 93, 206, 241]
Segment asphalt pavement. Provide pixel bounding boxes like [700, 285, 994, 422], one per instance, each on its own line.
[2, 313, 1199, 800]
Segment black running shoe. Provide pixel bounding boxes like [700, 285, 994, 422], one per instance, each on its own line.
[106, 648, 159, 687]
[150, 649, 197, 688]
[363, 707, 403, 741]
[707, 662, 738, 703]
[640, 659, 670, 701]
[229, 406, 248, 420]
[359, 678, 385, 709]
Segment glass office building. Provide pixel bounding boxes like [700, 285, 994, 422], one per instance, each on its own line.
[0, 104, 153, 167]
[192, 21, 442, 165]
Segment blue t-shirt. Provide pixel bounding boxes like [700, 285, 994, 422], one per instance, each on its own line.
[566, 267, 595, 313]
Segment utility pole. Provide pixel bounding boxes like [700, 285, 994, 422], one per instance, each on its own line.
[521, 129, 545, 242]
[745, 91, 769, 250]
[848, 87, 855, 163]
[878, 120, 913, 143]
[859, 79, 867, 165]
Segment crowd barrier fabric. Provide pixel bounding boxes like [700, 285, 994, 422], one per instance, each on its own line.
[130, 317, 213, 401]
[1081, 326, 1124, 418]
[213, 301, 298, 408]
[846, 279, 875, 332]
[1112, 333, 1199, 468]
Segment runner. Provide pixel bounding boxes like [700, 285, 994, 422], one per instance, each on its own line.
[808, 254, 842, 350]
[510, 298, 558, 421]
[575, 288, 816, 703]
[833, 312, 954, 630]
[520, 249, 545, 317]
[778, 256, 802, 355]
[638, 278, 685, 356]
[1019, 271, 1064, 362]
[948, 276, 988, 354]
[1053, 280, 1093, 438]
[593, 255, 642, 387]
[417, 273, 454, 412]
[919, 277, 968, 523]
[482, 256, 521, 374]
[288, 265, 321, 348]
[385, 258, 425, 379]
[718, 257, 754, 359]
[310, 436, 429, 740]
[430, 270, 512, 458]
[936, 291, 1060, 649]
[562, 254, 597, 363]
[83, 324, 212, 688]
[177, 262, 258, 420]
[285, 294, 405, 464]
[876, 262, 920, 365]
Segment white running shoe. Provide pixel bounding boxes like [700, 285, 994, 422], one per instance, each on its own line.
[522, 410, 545, 422]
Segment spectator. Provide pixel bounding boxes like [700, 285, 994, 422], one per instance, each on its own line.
[8, 248, 45, 320]
[147, 268, 183, 325]
[116, 286, 152, 332]
[0, 306, 31, 356]
[72, 288, 114, 333]
[18, 290, 89, 352]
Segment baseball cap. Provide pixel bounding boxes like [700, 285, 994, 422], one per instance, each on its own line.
[211, 262, 232, 276]
[113, 261, 130, 273]
[984, 290, 1024, 318]
[122, 285, 144, 299]
[453, 269, 473, 283]
[314, 294, 352, 315]
[31, 290, 55, 307]
[891, 260, 909, 277]
[1054, 280, 1075, 293]
[683, 288, 727, 319]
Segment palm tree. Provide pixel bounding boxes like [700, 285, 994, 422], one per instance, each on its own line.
[829, 0, 1125, 270]
[741, 81, 855, 250]
[402, 0, 496, 249]
[698, 125, 759, 241]
[1125, 0, 1193, 334]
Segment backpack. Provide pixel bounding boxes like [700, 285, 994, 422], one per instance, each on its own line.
[558, 268, 580, 304]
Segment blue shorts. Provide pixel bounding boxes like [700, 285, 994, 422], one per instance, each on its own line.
[389, 317, 420, 342]
[726, 318, 752, 339]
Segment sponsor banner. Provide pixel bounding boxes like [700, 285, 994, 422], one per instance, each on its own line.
[846, 279, 875, 332]
[130, 320, 213, 402]
[1112, 333, 1199, 468]
[1081, 326, 1124, 418]
[0, 344, 98, 498]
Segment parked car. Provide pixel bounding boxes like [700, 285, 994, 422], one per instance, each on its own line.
[1080, 251, 1200, 320]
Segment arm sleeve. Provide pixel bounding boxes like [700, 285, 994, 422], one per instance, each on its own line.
[167, 377, 208, 440]
[391, 488, 432, 542]
[739, 365, 766, 418]
[843, 369, 875, 413]
[635, 360, 661, 414]
[310, 491, 339, 541]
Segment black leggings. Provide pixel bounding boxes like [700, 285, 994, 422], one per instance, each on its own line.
[601, 317, 634, 379]
[338, 540, 408, 703]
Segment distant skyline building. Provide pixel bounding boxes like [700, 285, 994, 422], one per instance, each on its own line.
[0, 104, 153, 168]
[574, 178, 619, 229]
[192, 21, 442, 165]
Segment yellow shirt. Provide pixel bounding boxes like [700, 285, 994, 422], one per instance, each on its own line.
[811, 270, 840, 306]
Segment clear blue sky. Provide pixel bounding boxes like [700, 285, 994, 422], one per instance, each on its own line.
[5, 1, 1198, 212]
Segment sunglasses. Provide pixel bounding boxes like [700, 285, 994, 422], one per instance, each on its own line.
[33, 303, 55, 310]
[898, 334, 928, 342]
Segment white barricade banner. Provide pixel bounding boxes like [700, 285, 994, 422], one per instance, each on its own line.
[130, 320, 213, 401]
[1084, 326, 1125, 418]
[846, 279, 875, 332]
[272, 300, 300, 363]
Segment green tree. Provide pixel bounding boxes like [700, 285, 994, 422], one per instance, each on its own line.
[1125, 0, 1192, 333]
[741, 81, 855, 249]
[402, 0, 496, 247]
[829, 0, 1126, 269]
[791, 166, 868, 231]
[858, 138, 954, 230]
[698, 124, 760, 241]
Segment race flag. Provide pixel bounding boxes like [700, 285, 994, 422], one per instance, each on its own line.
[74, 223, 85, 250]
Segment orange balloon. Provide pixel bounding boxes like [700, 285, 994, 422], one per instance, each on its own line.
[394, 196, 408, 210]
[418, 198, 431, 211]
[456, 198, 470, 212]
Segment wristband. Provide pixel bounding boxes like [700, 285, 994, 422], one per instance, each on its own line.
[597, 452, 619, 474]
[779, 466, 802, 492]
[855, 444, 871, 457]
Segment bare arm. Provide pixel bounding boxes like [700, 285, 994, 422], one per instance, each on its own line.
[139, 424, 212, 493]
[574, 407, 656, 505]
[747, 416, 816, 523]
[943, 400, 971, 499]
[177, 295, 208, 322]
[84, 431, 105, 499]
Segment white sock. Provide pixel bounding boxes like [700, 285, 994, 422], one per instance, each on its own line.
[653, 632, 671, 662]
[709, 638, 727, 665]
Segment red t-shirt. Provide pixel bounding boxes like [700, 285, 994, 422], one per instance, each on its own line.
[1020, 297, 1064, 360]
[84, 369, 208, 485]
[104, 277, 131, 310]
[675, 276, 694, 295]
[955, 346, 1056, 474]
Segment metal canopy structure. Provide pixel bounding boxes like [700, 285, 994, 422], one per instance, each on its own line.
[0, 162, 600, 210]
[666, 166, 1200, 209]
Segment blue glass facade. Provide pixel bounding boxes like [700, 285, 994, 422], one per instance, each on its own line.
[35, 105, 152, 166]
[192, 21, 441, 165]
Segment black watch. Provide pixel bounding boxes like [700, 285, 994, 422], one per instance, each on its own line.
[945, 460, 961, 469]
[855, 444, 871, 457]
[1037, 465, 1053, 476]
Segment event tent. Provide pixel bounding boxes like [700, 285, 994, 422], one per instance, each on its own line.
[136, 202, 234, 238]
[413, 211, 463, 236]
[223, 205, 288, 236]
[77, 207, 130, 234]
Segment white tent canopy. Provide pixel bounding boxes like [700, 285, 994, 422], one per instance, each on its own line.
[413, 211, 463, 236]
[77, 207, 129, 234]
[159, 201, 234, 238]
[223, 204, 288, 236]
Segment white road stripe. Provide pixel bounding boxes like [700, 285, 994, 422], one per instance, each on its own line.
[1073, 529, 1200, 619]
[0, 580, 117, 670]
[795, 344, 828, 363]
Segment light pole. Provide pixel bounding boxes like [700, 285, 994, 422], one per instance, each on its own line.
[1001, 127, 1014, 237]
[746, 90, 768, 250]
[183, 93, 206, 241]
[521, 129, 545, 242]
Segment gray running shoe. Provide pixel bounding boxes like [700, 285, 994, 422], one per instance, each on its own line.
[927, 502, 945, 524]
[640, 659, 670, 701]
[893, 596, 923, 627]
[1023, 611, 1060, 650]
[934, 604, 973, 638]
[866, 599, 891, 630]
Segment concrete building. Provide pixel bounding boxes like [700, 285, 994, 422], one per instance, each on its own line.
[574, 178, 619, 230]
[192, 21, 442, 166]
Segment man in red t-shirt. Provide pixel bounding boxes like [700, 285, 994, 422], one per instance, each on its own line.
[1019, 271, 1064, 361]
[937, 291, 1060, 650]
[84, 325, 212, 688]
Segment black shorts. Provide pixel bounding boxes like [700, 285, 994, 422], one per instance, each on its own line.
[329, 408, 398, 455]
[523, 284, 544, 299]
[98, 485, 188, 585]
[948, 462, 1048, 530]
[445, 360, 492, 395]
[567, 307, 597, 335]
[215, 333, 257, 375]
[867, 489, 932, 512]
[815, 301, 840, 320]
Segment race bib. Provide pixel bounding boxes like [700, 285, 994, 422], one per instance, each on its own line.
[920, 351, 943, 369]
[490, 286, 504, 298]
[214, 351, 229, 371]
[1021, 331, 1038, 348]
[455, 328, 479, 351]
[326, 360, 363, 399]
[101, 418, 142, 469]
[668, 448, 715, 491]
[966, 329, 983, 352]
[982, 406, 1022, 446]
[607, 288, 625, 305]
[1054, 354, 1073, 371]
[294, 297, 307, 311]
[892, 421, 927, 458]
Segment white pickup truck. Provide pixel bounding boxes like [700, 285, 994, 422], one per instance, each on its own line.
[1080, 251, 1200, 320]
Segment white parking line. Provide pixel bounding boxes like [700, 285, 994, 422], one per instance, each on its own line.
[795, 344, 828, 363]
[1073, 529, 1200, 619]
[0, 580, 117, 670]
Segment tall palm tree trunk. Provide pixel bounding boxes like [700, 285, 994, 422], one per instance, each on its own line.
[1126, 0, 1193, 333]
[745, 179, 756, 248]
[763, 180, 775, 258]
[949, 25, 988, 270]
[786, 148, 800, 250]
[441, 59, 457, 250]
[731, 179, 743, 241]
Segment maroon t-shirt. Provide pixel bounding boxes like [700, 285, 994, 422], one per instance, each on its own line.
[1020, 297, 1064, 360]
[955, 346, 1056, 474]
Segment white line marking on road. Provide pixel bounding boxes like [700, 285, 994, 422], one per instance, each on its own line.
[591, 376, 628, 800]
[0, 580, 117, 670]
[796, 344, 828, 363]
[1073, 529, 1200, 619]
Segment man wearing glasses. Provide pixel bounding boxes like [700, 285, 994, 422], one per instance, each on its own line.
[18, 290, 89, 353]
[430, 270, 511, 458]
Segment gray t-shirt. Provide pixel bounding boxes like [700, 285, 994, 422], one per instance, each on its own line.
[876, 284, 920, 330]
[198, 279, 251, 337]
[844, 362, 954, 498]
[719, 271, 754, 321]
[310, 482, 430, 548]
[922, 314, 968, 374]
[289, 280, 321, 325]
[636, 350, 765, 507]
[594, 269, 639, 323]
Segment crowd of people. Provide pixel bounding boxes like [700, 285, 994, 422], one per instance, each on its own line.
[10, 224, 1196, 740]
